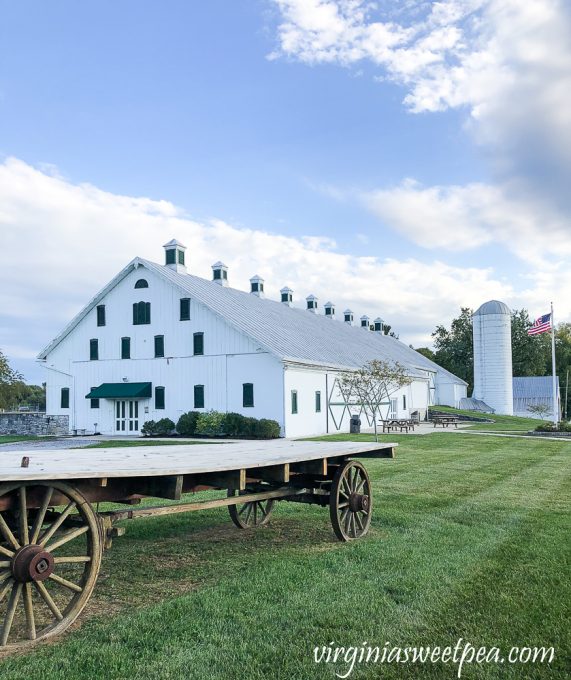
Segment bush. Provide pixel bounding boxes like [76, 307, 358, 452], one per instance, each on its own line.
[177, 411, 200, 436]
[196, 410, 226, 437]
[535, 421, 571, 432]
[254, 418, 281, 439]
[221, 412, 246, 437]
[154, 418, 176, 436]
[141, 420, 157, 437]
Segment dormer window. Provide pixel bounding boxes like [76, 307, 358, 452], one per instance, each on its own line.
[163, 239, 187, 273]
[135, 279, 149, 289]
[211, 262, 229, 286]
[249, 275, 265, 297]
[281, 287, 293, 305]
[306, 295, 318, 312]
[324, 302, 335, 317]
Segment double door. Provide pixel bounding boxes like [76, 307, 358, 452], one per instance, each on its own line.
[115, 400, 139, 433]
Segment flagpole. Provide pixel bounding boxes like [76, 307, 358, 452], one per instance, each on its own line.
[551, 301, 558, 426]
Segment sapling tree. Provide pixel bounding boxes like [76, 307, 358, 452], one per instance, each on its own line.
[339, 359, 412, 442]
[527, 402, 552, 420]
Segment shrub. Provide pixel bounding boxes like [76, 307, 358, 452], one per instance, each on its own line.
[254, 418, 281, 439]
[221, 412, 246, 437]
[535, 422, 571, 433]
[155, 418, 176, 436]
[141, 420, 157, 437]
[196, 410, 226, 437]
[177, 411, 200, 436]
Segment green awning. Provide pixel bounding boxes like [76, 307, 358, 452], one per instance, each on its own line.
[85, 382, 152, 399]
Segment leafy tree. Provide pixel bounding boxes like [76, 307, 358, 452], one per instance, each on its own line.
[414, 347, 436, 361]
[511, 309, 550, 376]
[339, 359, 412, 442]
[0, 350, 23, 410]
[432, 308, 474, 392]
[554, 323, 571, 419]
[527, 403, 552, 419]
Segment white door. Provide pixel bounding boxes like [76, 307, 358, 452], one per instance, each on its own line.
[389, 398, 398, 419]
[115, 400, 139, 433]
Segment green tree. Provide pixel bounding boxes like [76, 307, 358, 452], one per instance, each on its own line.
[414, 347, 436, 362]
[554, 323, 571, 419]
[432, 308, 474, 392]
[511, 309, 550, 376]
[0, 349, 23, 410]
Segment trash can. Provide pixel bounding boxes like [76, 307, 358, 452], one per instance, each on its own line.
[350, 415, 361, 434]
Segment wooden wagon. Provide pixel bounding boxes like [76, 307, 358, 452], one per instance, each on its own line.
[0, 439, 395, 649]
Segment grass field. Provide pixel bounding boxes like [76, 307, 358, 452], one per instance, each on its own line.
[0, 435, 41, 445]
[0, 433, 569, 679]
[431, 405, 552, 431]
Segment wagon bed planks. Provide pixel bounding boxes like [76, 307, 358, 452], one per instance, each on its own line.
[0, 440, 396, 482]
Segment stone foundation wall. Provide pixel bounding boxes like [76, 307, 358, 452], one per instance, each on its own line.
[0, 413, 69, 436]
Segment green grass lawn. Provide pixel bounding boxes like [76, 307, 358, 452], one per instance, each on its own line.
[0, 435, 41, 445]
[0, 433, 569, 679]
[431, 405, 551, 431]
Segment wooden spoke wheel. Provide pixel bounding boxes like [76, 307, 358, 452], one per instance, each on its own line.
[0, 481, 102, 649]
[330, 461, 373, 542]
[227, 490, 275, 529]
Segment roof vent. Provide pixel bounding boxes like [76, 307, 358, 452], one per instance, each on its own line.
[344, 309, 354, 325]
[324, 302, 335, 318]
[374, 317, 384, 333]
[281, 286, 293, 307]
[211, 261, 228, 286]
[306, 295, 318, 313]
[163, 239, 187, 274]
[360, 315, 370, 329]
[250, 275, 265, 298]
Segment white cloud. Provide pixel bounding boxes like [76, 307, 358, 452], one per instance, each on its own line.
[364, 178, 571, 266]
[0, 158, 527, 375]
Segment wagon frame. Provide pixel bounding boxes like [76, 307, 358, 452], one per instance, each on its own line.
[0, 439, 395, 650]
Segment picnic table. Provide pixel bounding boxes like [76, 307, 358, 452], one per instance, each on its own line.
[380, 418, 417, 433]
[0, 439, 396, 649]
[432, 415, 462, 428]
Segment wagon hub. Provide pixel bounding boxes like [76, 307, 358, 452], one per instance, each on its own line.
[349, 492, 369, 513]
[11, 544, 55, 583]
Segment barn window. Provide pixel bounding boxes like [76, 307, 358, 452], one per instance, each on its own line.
[291, 390, 298, 414]
[193, 332, 204, 356]
[194, 385, 205, 409]
[134, 279, 149, 289]
[155, 386, 165, 410]
[133, 301, 151, 325]
[165, 249, 176, 265]
[243, 383, 254, 408]
[403, 395, 407, 410]
[121, 337, 131, 359]
[60, 388, 70, 409]
[154, 335, 165, 358]
[315, 391, 321, 413]
[89, 339, 99, 361]
[90, 387, 99, 409]
[96, 304, 106, 326]
[180, 298, 190, 321]
[178, 250, 185, 265]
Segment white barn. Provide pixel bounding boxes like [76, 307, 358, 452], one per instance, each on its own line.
[37, 240, 467, 437]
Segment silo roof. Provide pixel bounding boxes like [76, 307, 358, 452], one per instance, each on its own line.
[473, 300, 511, 316]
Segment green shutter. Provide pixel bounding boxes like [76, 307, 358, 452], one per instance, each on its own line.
[155, 386, 165, 409]
[121, 337, 131, 359]
[96, 305, 106, 326]
[315, 391, 321, 413]
[178, 249, 185, 265]
[180, 298, 190, 320]
[193, 332, 204, 355]
[194, 385, 205, 409]
[154, 335, 165, 358]
[133, 301, 151, 325]
[61, 388, 70, 409]
[165, 249, 176, 265]
[243, 383, 254, 408]
[90, 339, 99, 360]
[291, 390, 298, 414]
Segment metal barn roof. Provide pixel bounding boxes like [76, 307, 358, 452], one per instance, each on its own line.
[38, 257, 467, 384]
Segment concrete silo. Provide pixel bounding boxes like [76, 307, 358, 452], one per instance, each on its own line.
[472, 300, 513, 415]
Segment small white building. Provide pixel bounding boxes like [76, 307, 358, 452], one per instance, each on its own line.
[513, 376, 560, 419]
[37, 240, 467, 437]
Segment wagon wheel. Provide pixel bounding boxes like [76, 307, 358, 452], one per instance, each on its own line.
[227, 490, 275, 529]
[329, 461, 372, 542]
[0, 481, 102, 649]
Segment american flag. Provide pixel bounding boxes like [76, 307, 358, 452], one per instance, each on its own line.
[528, 313, 552, 336]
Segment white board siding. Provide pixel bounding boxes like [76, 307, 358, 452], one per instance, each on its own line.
[43, 267, 283, 434]
[283, 367, 328, 437]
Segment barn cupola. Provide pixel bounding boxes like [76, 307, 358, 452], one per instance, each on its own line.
[306, 295, 318, 313]
[360, 315, 370, 329]
[163, 239, 187, 273]
[281, 286, 293, 307]
[344, 309, 354, 325]
[212, 261, 229, 286]
[250, 275, 265, 297]
[374, 317, 385, 333]
[324, 302, 335, 318]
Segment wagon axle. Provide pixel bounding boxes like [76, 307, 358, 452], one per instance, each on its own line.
[11, 545, 54, 583]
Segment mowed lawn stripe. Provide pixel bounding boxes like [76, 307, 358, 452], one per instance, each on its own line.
[0, 435, 568, 679]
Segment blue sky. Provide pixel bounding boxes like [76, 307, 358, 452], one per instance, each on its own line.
[1, 0, 570, 383]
